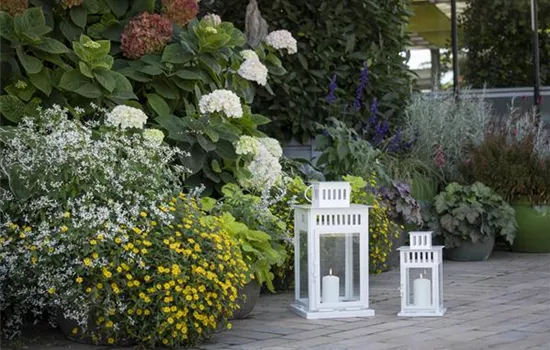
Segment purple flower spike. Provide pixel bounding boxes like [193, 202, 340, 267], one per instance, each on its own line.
[326, 74, 338, 104]
[353, 64, 369, 111]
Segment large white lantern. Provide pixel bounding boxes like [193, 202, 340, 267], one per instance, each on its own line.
[398, 231, 446, 317]
[290, 181, 375, 319]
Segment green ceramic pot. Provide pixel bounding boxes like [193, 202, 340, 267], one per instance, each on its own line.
[445, 236, 495, 261]
[511, 204, 550, 253]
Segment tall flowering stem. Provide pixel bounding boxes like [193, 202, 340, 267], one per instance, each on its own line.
[326, 74, 337, 104]
[353, 64, 369, 111]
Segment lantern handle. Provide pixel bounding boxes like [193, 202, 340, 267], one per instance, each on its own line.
[304, 185, 313, 203]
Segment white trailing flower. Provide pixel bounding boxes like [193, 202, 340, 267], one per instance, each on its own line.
[105, 105, 148, 130]
[238, 57, 268, 86]
[0, 105, 188, 338]
[240, 49, 258, 61]
[264, 30, 297, 54]
[143, 128, 165, 146]
[203, 13, 222, 27]
[199, 89, 243, 118]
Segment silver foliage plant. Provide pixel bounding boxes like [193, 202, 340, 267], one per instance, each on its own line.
[402, 91, 493, 183]
[0, 105, 188, 338]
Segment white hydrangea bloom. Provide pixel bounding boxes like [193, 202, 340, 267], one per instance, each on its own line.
[259, 137, 283, 158]
[264, 30, 297, 54]
[235, 135, 260, 156]
[143, 128, 165, 146]
[234, 136, 283, 191]
[238, 58, 268, 86]
[240, 49, 258, 61]
[105, 105, 148, 130]
[203, 13, 222, 26]
[199, 89, 243, 118]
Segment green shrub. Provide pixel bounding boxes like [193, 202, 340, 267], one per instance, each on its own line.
[203, 0, 414, 142]
[427, 182, 517, 248]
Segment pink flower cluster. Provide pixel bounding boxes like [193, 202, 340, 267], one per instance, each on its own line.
[161, 0, 198, 28]
[58, 0, 83, 9]
[0, 0, 28, 16]
[121, 12, 173, 60]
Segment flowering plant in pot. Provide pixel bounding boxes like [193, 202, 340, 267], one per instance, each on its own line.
[426, 182, 517, 261]
[462, 105, 550, 252]
[0, 105, 247, 347]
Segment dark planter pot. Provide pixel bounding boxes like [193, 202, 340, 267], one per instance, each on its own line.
[57, 311, 135, 346]
[445, 236, 495, 261]
[512, 204, 550, 253]
[231, 280, 261, 319]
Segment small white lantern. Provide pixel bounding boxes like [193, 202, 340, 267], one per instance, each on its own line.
[398, 231, 446, 317]
[290, 182, 375, 319]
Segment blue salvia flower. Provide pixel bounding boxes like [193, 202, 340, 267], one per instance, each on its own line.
[373, 119, 389, 145]
[353, 64, 369, 111]
[326, 74, 338, 104]
[368, 98, 378, 125]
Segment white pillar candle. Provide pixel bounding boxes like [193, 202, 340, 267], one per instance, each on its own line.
[322, 268, 340, 303]
[413, 273, 431, 308]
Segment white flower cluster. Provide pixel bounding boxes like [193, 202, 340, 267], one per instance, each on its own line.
[203, 13, 222, 27]
[234, 136, 284, 191]
[105, 105, 148, 130]
[0, 105, 188, 338]
[199, 89, 243, 118]
[264, 30, 297, 54]
[238, 53, 268, 86]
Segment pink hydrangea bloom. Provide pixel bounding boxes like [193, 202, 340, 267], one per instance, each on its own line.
[0, 0, 28, 16]
[58, 0, 83, 9]
[161, 0, 199, 27]
[120, 12, 173, 60]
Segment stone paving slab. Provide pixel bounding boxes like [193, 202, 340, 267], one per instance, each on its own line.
[2, 251, 549, 349]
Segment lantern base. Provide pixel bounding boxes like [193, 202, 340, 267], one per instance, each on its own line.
[397, 307, 447, 317]
[290, 303, 375, 319]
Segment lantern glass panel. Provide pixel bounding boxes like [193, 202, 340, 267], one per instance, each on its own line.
[406, 267, 433, 308]
[319, 232, 360, 303]
[299, 230, 309, 301]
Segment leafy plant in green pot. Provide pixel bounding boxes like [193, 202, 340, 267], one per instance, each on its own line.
[201, 183, 287, 318]
[462, 106, 550, 253]
[426, 182, 517, 261]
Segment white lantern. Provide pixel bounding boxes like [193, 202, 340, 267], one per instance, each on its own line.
[290, 182, 375, 319]
[398, 231, 446, 317]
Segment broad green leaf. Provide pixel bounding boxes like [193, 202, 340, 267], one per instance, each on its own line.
[29, 68, 52, 95]
[16, 47, 43, 74]
[60, 19, 82, 42]
[162, 44, 193, 64]
[117, 67, 151, 82]
[150, 80, 177, 99]
[176, 69, 203, 80]
[139, 65, 163, 76]
[0, 95, 25, 122]
[106, 0, 129, 17]
[14, 7, 46, 37]
[146, 93, 170, 116]
[156, 114, 193, 142]
[0, 12, 16, 41]
[211, 159, 222, 173]
[59, 69, 90, 91]
[5, 83, 35, 102]
[75, 83, 102, 98]
[345, 33, 356, 53]
[93, 69, 116, 92]
[128, 0, 155, 16]
[35, 37, 69, 54]
[197, 135, 216, 152]
[266, 53, 282, 67]
[250, 114, 270, 126]
[70, 6, 87, 28]
[79, 61, 93, 78]
[200, 197, 217, 212]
